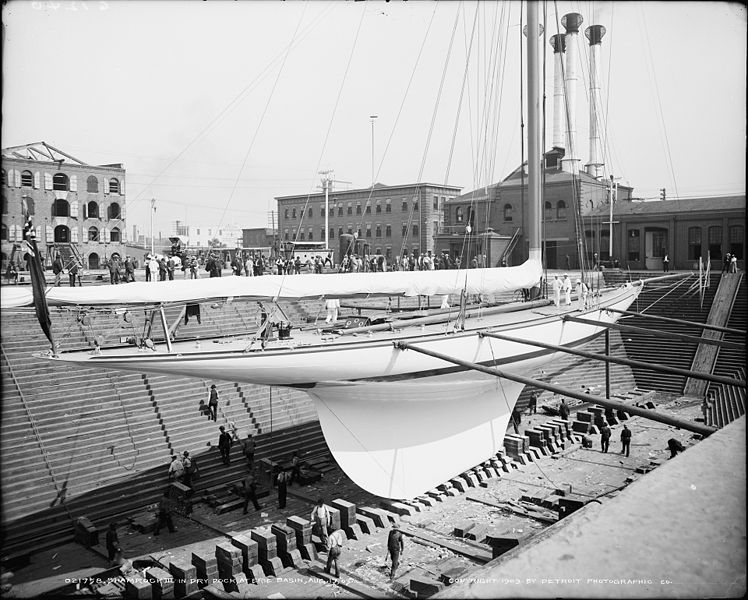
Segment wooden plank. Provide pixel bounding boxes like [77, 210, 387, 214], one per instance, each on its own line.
[399, 525, 492, 564]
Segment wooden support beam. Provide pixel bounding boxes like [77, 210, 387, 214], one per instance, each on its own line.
[480, 331, 745, 389]
[394, 341, 717, 438]
[564, 316, 743, 350]
[604, 307, 745, 336]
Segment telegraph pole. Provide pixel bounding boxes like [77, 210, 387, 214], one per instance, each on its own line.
[319, 170, 333, 250]
[150, 198, 156, 255]
[605, 176, 620, 261]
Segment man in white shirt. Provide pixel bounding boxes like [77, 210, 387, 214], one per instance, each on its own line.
[552, 274, 562, 308]
[325, 299, 340, 324]
[576, 279, 589, 310]
[325, 529, 346, 577]
[562, 274, 572, 306]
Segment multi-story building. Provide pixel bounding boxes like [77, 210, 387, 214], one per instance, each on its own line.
[1, 142, 127, 270]
[275, 182, 461, 263]
[436, 149, 633, 269]
[172, 220, 242, 249]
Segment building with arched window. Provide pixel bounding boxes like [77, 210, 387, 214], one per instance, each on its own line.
[588, 194, 745, 271]
[436, 150, 630, 268]
[1, 142, 126, 271]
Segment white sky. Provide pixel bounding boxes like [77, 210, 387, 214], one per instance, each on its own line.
[2, 1, 746, 237]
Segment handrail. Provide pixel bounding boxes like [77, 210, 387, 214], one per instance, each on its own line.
[0, 343, 74, 521]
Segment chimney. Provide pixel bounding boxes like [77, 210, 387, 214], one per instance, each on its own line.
[585, 24, 607, 179]
[561, 12, 583, 174]
[550, 34, 566, 151]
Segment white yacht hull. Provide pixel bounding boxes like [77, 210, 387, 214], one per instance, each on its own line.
[41, 283, 641, 498]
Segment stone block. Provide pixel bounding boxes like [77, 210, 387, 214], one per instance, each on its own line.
[345, 523, 364, 540]
[555, 483, 573, 496]
[438, 566, 467, 586]
[453, 521, 474, 537]
[331, 499, 356, 529]
[261, 557, 285, 577]
[215, 542, 242, 569]
[298, 542, 317, 561]
[250, 528, 277, 562]
[416, 495, 437, 508]
[168, 560, 198, 598]
[528, 447, 543, 461]
[444, 488, 461, 497]
[410, 575, 444, 596]
[271, 523, 297, 554]
[125, 576, 152, 600]
[145, 567, 174, 600]
[471, 469, 487, 483]
[572, 420, 591, 433]
[74, 517, 99, 548]
[325, 505, 342, 532]
[380, 500, 416, 517]
[191, 551, 218, 587]
[358, 506, 388, 528]
[286, 515, 312, 547]
[461, 472, 479, 487]
[485, 533, 525, 559]
[449, 478, 467, 493]
[426, 489, 445, 502]
[617, 409, 629, 421]
[230, 533, 259, 570]
[465, 524, 488, 542]
[355, 514, 376, 534]
[249, 564, 266, 583]
[576, 411, 593, 423]
[378, 508, 401, 527]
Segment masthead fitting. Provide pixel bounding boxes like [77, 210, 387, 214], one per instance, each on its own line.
[585, 25, 607, 46]
[561, 12, 584, 34]
[550, 33, 566, 53]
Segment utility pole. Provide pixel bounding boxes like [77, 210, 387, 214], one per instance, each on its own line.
[319, 170, 332, 250]
[150, 198, 156, 255]
[605, 175, 620, 261]
[369, 115, 378, 186]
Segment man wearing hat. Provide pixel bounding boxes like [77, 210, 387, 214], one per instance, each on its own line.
[562, 274, 572, 306]
[385, 522, 405, 580]
[576, 278, 589, 310]
[552, 274, 561, 308]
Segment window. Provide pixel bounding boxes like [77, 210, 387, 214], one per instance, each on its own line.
[284, 230, 289, 241]
[374, 225, 380, 238]
[54, 225, 70, 243]
[385, 200, 391, 213]
[87, 176, 98, 193]
[467, 207, 476, 227]
[88, 226, 99, 241]
[456, 207, 464, 223]
[402, 200, 408, 212]
[292, 208, 297, 219]
[412, 224, 419, 236]
[329, 228, 335, 240]
[356, 204, 362, 215]
[109, 178, 120, 194]
[21, 170, 33, 187]
[357, 227, 362, 238]
[365, 204, 371, 214]
[319, 204, 324, 217]
[1, 169, 6, 187]
[412, 199, 419, 211]
[687, 227, 702, 260]
[53, 173, 69, 191]
[284, 208, 289, 219]
[308, 228, 313, 241]
[108, 203, 121, 220]
[0, 223, 7, 241]
[22, 196, 35, 216]
[376, 201, 382, 214]
[729, 225, 744, 259]
[347, 225, 353, 235]
[557, 200, 567, 220]
[347, 203, 352, 216]
[110, 227, 121, 242]
[708, 226, 722, 260]
[627, 229, 641, 262]
[300, 230, 305, 241]
[433, 195, 439, 210]
[544, 201, 553, 220]
[386, 247, 392, 260]
[402, 223, 408, 237]
[338, 227, 343, 237]
[366, 225, 372, 238]
[433, 220, 439, 235]
[308, 207, 313, 218]
[320, 227, 325, 240]
[385, 224, 392, 238]
[503, 203, 513, 222]
[196, 229, 200, 235]
[329, 206, 335, 217]
[51, 199, 70, 217]
[338, 205, 343, 217]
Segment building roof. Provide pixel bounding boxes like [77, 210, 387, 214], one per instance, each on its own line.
[590, 195, 746, 218]
[2, 142, 89, 166]
[275, 181, 461, 201]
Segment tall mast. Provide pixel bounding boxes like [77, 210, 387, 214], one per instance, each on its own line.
[527, 2, 542, 262]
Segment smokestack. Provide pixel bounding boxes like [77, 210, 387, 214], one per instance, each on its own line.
[550, 34, 566, 150]
[561, 12, 583, 174]
[585, 24, 607, 179]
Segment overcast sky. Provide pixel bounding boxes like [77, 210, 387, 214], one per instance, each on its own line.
[2, 1, 745, 238]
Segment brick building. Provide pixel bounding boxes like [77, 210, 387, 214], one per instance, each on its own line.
[435, 150, 633, 269]
[1, 142, 127, 270]
[587, 195, 746, 271]
[275, 182, 461, 263]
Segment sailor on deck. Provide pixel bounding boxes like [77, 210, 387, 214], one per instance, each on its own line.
[562, 274, 572, 306]
[552, 274, 562, 308]
[325, 298, 340, 324]
[576, 279, 589, 310]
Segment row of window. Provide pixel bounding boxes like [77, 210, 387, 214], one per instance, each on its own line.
[283, 223, 421, 241]
[0, 196, 121, 220]
[1, 169, 123, 194]
[686, 225, 743, 260]
[283, 198, 427, 220]
[1, 223, 121, 243]
[453, 201, 568, 225]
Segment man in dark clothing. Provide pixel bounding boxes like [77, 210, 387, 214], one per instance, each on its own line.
[386, 522, 405, 580]
[218, 426, 232, 465]
[158, 258, 167, 281]
[242, 434, 256, 467]
[723, 253, 731, 273]
[276, 468, 290, 509]
[68, 261, 80, 287]
[208, 385, 219, 421]
[166, 259, 175, 281]
[559, 399, 570, 420]
[154, 492, 176, 535]
[667, 438, 685, 459]
[600, 422, 611, 453]
[52, 255, 64, 286]
[290, 451, 301, 485]
[620, 425, 632, 457]
[105, 522, 120, 562]
[511, 407, 522, 434]
[528, 391, 539, 414]
[182, 451, 197, 489]
[242, 471, 261, 513]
